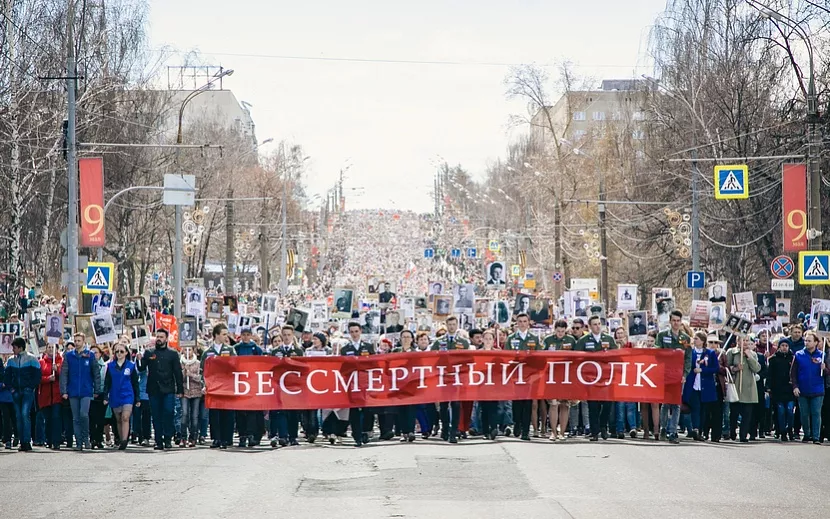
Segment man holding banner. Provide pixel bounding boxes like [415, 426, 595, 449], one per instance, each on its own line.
[575, 315, 617, 441]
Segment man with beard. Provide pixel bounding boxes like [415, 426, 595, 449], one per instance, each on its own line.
[137, 329, 183, 450]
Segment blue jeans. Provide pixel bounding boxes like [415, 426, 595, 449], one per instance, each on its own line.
[776, 401, 795, 435]
[149, 393, 175, 445]
[173, 397, 182, 437]
[616, 402, 638, 433]
[35, 409, 46, 444]
[12, 389, 35, 445]
[199, 398, 209, 438]
[686, 391, 702, 430]
[798, 395, 824, 441]
[180, 397, 201, 441]
[69, 396, 91, 447]
[660, 403, 681, 437]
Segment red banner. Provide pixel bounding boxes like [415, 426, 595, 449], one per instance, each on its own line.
[204, 349, 684, 410]
[154, 311, 179, 350]
[782, 163, 808, 252]
[79, 157, 105, 247]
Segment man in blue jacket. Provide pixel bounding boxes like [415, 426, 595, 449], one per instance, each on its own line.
[790, 330, 827, 444]
[60, 334, 102, 451]
[234, 327, 263, 447]
[5, 338, 41, 451]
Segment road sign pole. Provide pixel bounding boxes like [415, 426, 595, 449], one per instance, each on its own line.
[691, 150, 701, 300]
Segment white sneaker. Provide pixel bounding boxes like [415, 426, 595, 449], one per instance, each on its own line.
[548, 434, 557, 442]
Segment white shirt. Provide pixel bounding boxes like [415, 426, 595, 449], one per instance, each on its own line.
[693, 347, 703, 391]
[518, 330, 528, 340]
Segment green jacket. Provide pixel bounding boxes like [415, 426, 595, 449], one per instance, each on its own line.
[724, 347, 761, 404]
[505, 331, 542, 351]
[199, 344, 237, 382]
[269, 344, 305, 358]
[656, 329, 692, 377]
[574, 333, 617, 352]
[430, 335, 471, 351]
[341, 341, 375, 357]
[544, 334, 577, 351]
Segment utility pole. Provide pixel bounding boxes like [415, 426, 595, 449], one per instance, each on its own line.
[259, 226, 269, 291]
[225, 191, 235, 294]
[691, 150, 701, 301]
[66, 0, 80, 316]
[554, 197, 562, 301]
[807, 73, 821, 252]
[598, 166, 608, 311]
[280, 145, 288, 295]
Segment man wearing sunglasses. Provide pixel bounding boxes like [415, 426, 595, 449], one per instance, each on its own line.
[137, 329, 183, 451]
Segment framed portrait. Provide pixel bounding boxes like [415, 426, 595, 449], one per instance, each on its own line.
[311, 301, 328, 323]
[74, 314, 95, 344]
[414, 297, 428, 310]
[491, 300, 510, 325]
[367, 276, 380, 295]
[6, 321, 21, 337]
[529, 298, 551, 327]
[111, 306, 125, 335]
[474, 298, 489, 318]
[149, 294, 160, 309]
[261, 293, 279, 314]
[453, 283, 475, 311]
[428, 281, 444, 298]
[45, 314, 64, 339]
[708, 281, 727, 303]
[433, 295, 452, 319]
[180, 316, 198, 347]
[186, 287, 205, 317]
[63, 325, 75, 343]
[709, 302, 726, 330]
[0, 334, 12, 354]
[513, 293, 532, 317]
[755, 292, 777, 320]
[124, 297, 146, 326]
[360, 310, 381, 335]
[92, 313, 117, 344]
[223, 295, 238, 314]
[616, 284, 637, 312]
[400, 297, 415, 319]
[383, 311, 404, 334]
[207, 297, 224, 319]
[93, 290, 115, 315]
[776, 298, 791, 325]
[485, 262, 506, 287]
[627, 310, 648, 339]
[378, 280, 396, 305]
[333, 288, 354, 317]
[286, 308, 309, 333]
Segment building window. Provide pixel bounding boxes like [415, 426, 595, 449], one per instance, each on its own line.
[611, 111, 622, 121]
[632, 129, 645, 140]
[632, 111, 645, 121]
[572, 129, 587, 140]
[573, 111, 586, 121]
[592, 111, 605, 121]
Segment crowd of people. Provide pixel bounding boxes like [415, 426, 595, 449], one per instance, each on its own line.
[0, 210, 828, 452]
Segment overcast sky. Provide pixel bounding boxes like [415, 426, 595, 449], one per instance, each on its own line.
[147, 0, 667, 212]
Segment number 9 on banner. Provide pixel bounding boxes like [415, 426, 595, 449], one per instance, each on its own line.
[79, 158, 105, 247]
[787, 209, 807, 243]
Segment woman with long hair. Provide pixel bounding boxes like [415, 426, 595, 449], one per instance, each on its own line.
[103, 342, 139, 450]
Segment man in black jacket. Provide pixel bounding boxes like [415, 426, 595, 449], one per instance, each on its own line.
[766, 343, 795, 441]
[137, 329, 183, 450]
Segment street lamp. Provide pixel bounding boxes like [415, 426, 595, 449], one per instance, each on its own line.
[173, 68, 234, 321]
[749, 2, 821, 253]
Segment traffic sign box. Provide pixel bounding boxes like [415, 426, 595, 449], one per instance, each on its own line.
[686, 271, 705, 289]
[83, 261, 114, 294]
[451, 248, 461, 258]
[424, 248, 434, 259]
[771, 279, 795, 291]
[466, 248, 477, 259]
[798, 251, 830, 285]
[770, 255, 795, 279]
[714, 165, 749, 200]
[488, 240, 500, 252]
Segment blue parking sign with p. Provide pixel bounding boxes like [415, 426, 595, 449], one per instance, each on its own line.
[686, 271, 705, 289]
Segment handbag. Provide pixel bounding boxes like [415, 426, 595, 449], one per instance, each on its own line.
[724, 368, 740, 403]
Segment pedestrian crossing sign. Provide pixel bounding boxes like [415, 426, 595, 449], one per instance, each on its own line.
[798, 252, 830, 285]
[83, 262, 115, 294]
[714, 165, 748, 200]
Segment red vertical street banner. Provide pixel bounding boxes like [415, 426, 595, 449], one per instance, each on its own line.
[154, 311, 179, 350]
[782, 163, 808, 252]
[204, 349, 684, 411]
[79, 157, 105, 247]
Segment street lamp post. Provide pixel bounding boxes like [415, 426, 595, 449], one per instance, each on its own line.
[752, 3, 821, 250]
[174, 69, 233, 320]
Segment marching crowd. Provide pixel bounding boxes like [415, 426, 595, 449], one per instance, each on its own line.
[1, 210, 828, 452]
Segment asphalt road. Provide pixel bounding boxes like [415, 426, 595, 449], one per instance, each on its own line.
[1, 435, 827, 519]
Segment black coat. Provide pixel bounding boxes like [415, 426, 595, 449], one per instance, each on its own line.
[766, 350, 794, 402]
[137, 346, 183, 396]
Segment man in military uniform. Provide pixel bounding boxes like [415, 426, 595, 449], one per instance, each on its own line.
[340, 322, 376, 447]
[544, 319, 576, 351]
[505, 313, 541, 440]
[200, 324, 237, 449]
[575, 315, 617, 441]
[657, 309, 692, 444]
[430, 316, 470, 443]
[268, 325, 305, 447]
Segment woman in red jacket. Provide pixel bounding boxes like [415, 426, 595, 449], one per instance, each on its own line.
[38, 343, 63, 450]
